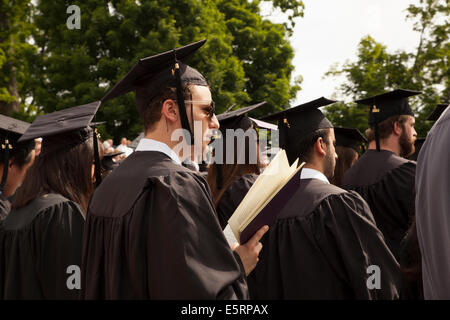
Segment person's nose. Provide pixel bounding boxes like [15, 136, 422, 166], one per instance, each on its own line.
[210, 114, 219, 129]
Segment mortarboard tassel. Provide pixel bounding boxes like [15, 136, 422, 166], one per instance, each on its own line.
[0, 136, 12, 195]
[93, 128, 102, 187]
[372, 105, 380, 152]
[374, 123, 380, 152]
[173, 50, 194, 145]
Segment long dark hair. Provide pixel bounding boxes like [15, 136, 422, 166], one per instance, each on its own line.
[330, 146, 358, 187]
[12, 134, 95, 213]
[207, 132, 261, 207]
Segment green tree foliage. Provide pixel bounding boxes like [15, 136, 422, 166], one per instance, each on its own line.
[324, 0, 449, 137]
[11, 0, 303, 141]
[0, 0, 37, 118]
[217, 0, 302, 117]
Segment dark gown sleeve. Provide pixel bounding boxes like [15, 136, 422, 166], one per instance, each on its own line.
[217, 174, 258, 230]
[344, 162, 416, 259]
[315, 191, 401, 299]
[145, 171, 248, 299]
[0, 200, 84, 299]
[248, 191, 401, 299]
[82, 170, 248, 300]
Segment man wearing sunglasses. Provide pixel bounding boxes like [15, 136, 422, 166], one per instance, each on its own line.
[81, 40, 268, 299]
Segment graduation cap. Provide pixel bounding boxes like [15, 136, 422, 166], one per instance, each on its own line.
[355, 89, 421, 151]
[334, 127, 367, 153]
[214, 101, 266, 190]
[260, 97, 336, 164]
[426, 103, 449, 121]
[0, 115, 33, 195]
[19, 101, 103, 186]
[102, 39, 208, 145]
[101, 150, 124, 172]
[248, 117, 277, 131]
[217, 101, 267, 131]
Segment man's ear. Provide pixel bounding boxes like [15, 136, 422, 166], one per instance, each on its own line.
[315, 137, 327, 157]
[161, 99, 178, 123]
[393, 121, 403, 136]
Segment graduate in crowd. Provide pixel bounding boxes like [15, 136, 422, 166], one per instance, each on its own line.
[81, 40, 268, 299]
[0, 102, 101, 299]
[101, 150, 123, 179]
[329, 127, 367, 187]
[248, 97, 400, 299]
[207, 101, 266, 230]
[0, 115, 36, 219]
[400, 102, 449, 300]
[416, 103, 449, 299]
[342, 89, 420, 260]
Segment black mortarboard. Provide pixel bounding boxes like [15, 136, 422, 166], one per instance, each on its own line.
[0, 115, 30, 137]
[214, 102, 266, 190]
[355, 89, 421, 151]
[0, 115, 34, 194]
[260, 97, 335, 163]
[19, 101, 102, 186]
[129, 132, 144, 149]
[102, 40, 208, 144]
[217, 101, 267, 131]
[334, 127, 367, 153]
[248, 117, 278, 130]
[19, 101, 101, 142]
[426, 103, 448, 121]
[101, 150, 124, 172]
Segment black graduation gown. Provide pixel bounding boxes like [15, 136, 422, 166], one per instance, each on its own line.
[342, 150, 416, 260]
[398, 218, 423, 300]
[0, 195, 11, 220]
[0, 193, 85, 299]
[216, 174, 258, 230]
[81, 151, 248, 300]
[247, 179, 401, 299]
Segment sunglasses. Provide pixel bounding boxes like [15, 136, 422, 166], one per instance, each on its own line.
[180, 100, 216, 119]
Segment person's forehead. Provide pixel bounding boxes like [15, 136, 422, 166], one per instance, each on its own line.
[330, 128, 336, 139]
[190, 85, 211, 99]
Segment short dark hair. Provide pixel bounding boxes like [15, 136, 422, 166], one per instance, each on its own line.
[141, 84, 210, 132]
[365, 115, 410, 142]
[287, 128, 331, 164]
[0, 140, 35, 168]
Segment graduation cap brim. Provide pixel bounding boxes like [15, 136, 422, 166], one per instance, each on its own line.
[248, 117, 278, 130]
[426, 104, 448, 121]
[102, 39, 207, 102]
[259, 97, 336, 122]
[18, 101, 101, 142]
[0, 115, 30, 136]
[103, 151, 124, 158]
[129, 132, 144, 149]
[217, 101, 267, 122]
[334, 127, 368, 146]
[355, 89, 422, 105]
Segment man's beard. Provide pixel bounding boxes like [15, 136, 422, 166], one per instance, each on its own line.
[324, 148, 336, 180]
[399, 130, 415, 158]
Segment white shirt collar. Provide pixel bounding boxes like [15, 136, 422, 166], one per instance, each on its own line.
[300, 167, 330, 184]
[135, 138, 182, 165]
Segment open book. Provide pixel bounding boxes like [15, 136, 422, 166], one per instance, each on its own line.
[228, 150, 305, 244]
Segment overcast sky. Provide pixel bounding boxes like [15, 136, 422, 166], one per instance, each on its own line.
[262, 0, 422, 105]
